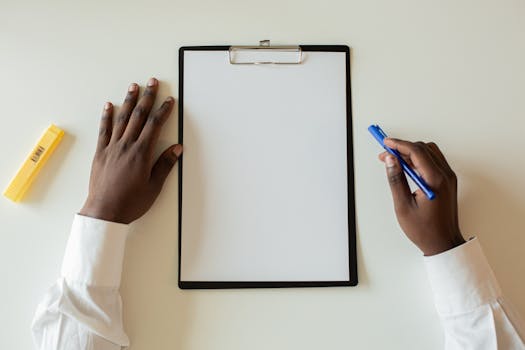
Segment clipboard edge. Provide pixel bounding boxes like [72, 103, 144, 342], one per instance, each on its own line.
[179, 280, 357, 290]
[177, 45, 357, 290]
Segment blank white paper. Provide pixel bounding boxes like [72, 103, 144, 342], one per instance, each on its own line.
[180, 50, 350, 282]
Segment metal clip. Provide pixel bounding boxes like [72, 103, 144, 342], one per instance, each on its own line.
[229, 40, 303, 65]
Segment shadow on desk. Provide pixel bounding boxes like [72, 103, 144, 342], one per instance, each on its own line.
[120, 200, 194, 349]
[460, 168, 525, 314]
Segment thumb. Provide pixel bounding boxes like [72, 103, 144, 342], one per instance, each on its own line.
[384, 155, 413, 212]
[150, 144, 183, 188]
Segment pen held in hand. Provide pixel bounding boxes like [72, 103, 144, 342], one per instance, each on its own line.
[368, 124, 436, 200]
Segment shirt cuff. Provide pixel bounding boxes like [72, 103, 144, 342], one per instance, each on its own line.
[61, 214, 129, 287]
[424, 237, 502, 316]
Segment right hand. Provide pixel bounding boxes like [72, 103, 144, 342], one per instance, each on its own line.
[379, 138, 465, 256]
[79, 78, 182, 224]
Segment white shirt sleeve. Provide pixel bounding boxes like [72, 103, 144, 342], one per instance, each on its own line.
[32, 216, 525, 350]
[424, 238, 525, 350]
[31, 214, 130, 350]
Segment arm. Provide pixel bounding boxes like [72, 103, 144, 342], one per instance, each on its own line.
[379, 139, 525, 349]
[31, 78, 183, 350]
[425, 237, 525, 349]
[31, 215, 130, 350]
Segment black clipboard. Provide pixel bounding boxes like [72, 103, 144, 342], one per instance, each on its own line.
[178, 43, 357, 289]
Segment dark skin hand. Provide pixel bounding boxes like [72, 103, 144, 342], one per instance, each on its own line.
[379, 138, 465, 256]
[79, 81, 462, 252]
[80, 78, 183, 224]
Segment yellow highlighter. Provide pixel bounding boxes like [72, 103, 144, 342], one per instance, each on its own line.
[4, 124, 65, 202]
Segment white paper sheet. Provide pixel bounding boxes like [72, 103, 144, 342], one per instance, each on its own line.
[180, 49, 351, 282]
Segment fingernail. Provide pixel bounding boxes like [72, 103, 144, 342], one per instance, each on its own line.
[385, 155, 395, 168]
[166, 96, 175, 103]
[128, 83, 138, 92]
[147, 77, 157, 87]
[173, 144, 183, 157]
[104, 102, 112, 110]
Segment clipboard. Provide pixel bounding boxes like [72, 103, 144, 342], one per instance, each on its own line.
[178, 41, 357, 289]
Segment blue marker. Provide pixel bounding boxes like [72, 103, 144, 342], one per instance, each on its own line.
[368, 124, 436, 200]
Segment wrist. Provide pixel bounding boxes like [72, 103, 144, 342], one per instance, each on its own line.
[79, 198, 127, 224]
[422, 233, 466, 256]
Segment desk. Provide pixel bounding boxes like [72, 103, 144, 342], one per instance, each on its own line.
[1, 1, 524, 349]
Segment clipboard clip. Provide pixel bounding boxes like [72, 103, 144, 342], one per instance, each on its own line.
[229, 40, 303, 65]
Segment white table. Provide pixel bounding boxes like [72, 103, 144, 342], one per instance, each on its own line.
[2, 1, 524, 349]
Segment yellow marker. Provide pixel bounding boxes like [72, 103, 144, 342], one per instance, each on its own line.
[4, 124, 65, 202]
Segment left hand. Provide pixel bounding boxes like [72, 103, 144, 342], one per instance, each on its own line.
[79, 77, 182, 224]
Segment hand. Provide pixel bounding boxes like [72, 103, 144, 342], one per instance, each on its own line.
[79, 78, 183, 224]
[379, 138, 465, 256]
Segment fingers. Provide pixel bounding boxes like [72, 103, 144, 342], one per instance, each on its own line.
[379, 151, 415, 168]
[122, 77, 159, 141]
[97, 102, 113, 151]
[112, 83, 139, 141]
[384, 155, 414, 213]
[138, 96, 175, 153]
[104, 78, 175, 161]
[378, 151, 388, 162]
[426, 142, 445, 162]
[384, 138, 442, 186]
[382, 141, 449, 172]
[426, 142, 455, 176]
[150, 144, 183, 189]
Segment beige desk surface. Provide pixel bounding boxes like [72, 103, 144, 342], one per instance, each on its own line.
[1, 1, 524, 349]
